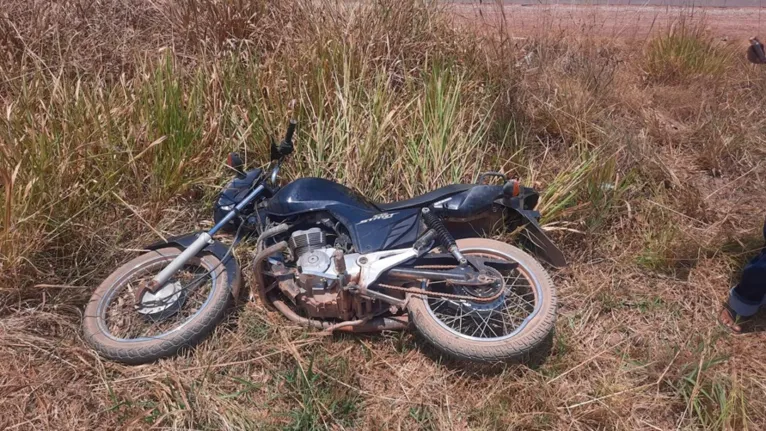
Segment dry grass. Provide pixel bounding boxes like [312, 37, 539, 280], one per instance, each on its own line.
[2, 0, 766, 429]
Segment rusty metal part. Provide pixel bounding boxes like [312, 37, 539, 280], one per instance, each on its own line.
[338, 287, 357, 320]
[332, 249, 350, 286]
[348, 289, 380, 320]
[277, 276, 301, 300]
[333, 249, 347, 273]
[300, 290, 346, 319]
[134, 279, 159, 304]
[271, 299, 408, 332]
[354, 284, 408, 308]
[255, 223, 289, 251]
[275, 266, 367, 321]
[296, 282, 377, 321]
[322, 318, 369, 333]
[251, 241, 288, 309]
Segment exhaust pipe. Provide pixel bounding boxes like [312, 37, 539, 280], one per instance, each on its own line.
[252, 241, 289, 308]
[272, 299, 408, 333]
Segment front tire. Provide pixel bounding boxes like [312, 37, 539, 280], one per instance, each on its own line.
[408, 238, 557, 364]
[83, 247, 239, 364]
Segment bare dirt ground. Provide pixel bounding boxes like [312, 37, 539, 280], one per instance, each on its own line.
[450, 3, 766, 41]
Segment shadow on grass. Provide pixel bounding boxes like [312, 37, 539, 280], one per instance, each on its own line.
[335, 328, 555, 377]
[737, 308, 766, 335]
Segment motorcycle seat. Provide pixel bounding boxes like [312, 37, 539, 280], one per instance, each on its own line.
[375, 184, 476, 211]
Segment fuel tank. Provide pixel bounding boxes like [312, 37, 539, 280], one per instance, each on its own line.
[266, 178, 420, 253]
[266, 178, 377, 216]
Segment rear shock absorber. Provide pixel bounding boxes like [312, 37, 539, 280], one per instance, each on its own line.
[421, 207, 467, 266]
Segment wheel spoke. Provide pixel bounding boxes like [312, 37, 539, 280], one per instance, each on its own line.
[468, 313, 484, 337]
[437, 313, 464, 327]
[483, 314, 500, 338]
[423, 250, 540, 340]
[498, 310, 510, 335]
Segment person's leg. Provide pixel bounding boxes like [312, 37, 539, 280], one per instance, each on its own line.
[721, 220, 766, 332]
[729, 251, 766, 316]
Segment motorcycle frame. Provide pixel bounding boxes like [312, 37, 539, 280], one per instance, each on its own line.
[143, 156, 565, 296]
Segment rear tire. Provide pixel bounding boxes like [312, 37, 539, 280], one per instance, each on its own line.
[83, 247, 239, 364]
[408, 238, 556, 364]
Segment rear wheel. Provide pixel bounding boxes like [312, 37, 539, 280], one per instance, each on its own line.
[408, 238, 556, 363]
[83, 247, 239, 364]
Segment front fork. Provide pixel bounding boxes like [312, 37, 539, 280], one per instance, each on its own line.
[148, 184, 265, 290]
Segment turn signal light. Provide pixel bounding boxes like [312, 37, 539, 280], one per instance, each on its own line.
[227, 152, 244, 171]
[504, 179, 521, 197]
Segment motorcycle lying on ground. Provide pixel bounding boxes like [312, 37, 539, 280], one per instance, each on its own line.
[83, 119, 567, 365]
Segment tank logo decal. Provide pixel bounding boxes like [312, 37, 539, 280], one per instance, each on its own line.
[358, 212, 397, 224]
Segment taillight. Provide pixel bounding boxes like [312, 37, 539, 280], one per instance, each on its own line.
[503, 179, 521, 198]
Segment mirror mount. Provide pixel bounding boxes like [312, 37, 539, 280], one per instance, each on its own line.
[227, 152, 246, 178]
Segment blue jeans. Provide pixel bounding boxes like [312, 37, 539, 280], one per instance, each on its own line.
[728, 220, 766, 317]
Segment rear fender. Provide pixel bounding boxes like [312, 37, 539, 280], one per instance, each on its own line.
[145, 233, 243, 298]
[496, 192, 567, 268]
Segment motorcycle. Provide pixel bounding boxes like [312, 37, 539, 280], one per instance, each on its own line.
[83, 118, 566, 364]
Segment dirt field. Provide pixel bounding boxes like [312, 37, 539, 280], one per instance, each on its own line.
[450, 3, 766, 40]
[2, 1, 766, 430]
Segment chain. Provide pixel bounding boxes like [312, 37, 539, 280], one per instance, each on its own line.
[373, 265, 506, 304]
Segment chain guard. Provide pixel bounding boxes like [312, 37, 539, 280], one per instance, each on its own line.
[375, 265, 506, 303]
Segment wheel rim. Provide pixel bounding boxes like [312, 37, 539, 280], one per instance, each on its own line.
[95, 254, 218, 342]
[423, 247, 542, 342]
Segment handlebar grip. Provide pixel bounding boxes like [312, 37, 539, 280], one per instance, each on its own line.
[285, 119, 297, 143]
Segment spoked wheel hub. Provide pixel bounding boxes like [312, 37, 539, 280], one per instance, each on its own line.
[424, 250, 540, 341]
[135, 281, 188, 321]
[449, 267, 507, 312]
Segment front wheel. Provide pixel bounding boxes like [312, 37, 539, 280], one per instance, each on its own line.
[83, 247, 239, 364]
[408, 238, 557, 364]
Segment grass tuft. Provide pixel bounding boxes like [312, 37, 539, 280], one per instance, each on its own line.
[645, 19, 732, 84]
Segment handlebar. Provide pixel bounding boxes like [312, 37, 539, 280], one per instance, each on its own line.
[267, 118, 296, 184]
[285, 119, 297, 144]
[271, 119, 296, 160]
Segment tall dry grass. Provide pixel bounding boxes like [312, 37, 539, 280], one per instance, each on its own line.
[2, 0, 766, 430]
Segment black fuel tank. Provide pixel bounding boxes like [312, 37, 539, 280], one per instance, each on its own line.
[266, 178, 377, 217]
[266, 178, 420, 253]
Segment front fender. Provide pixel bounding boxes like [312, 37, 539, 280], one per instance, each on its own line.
[496, 197, 567, 268]
[145, 233, 243, 298]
